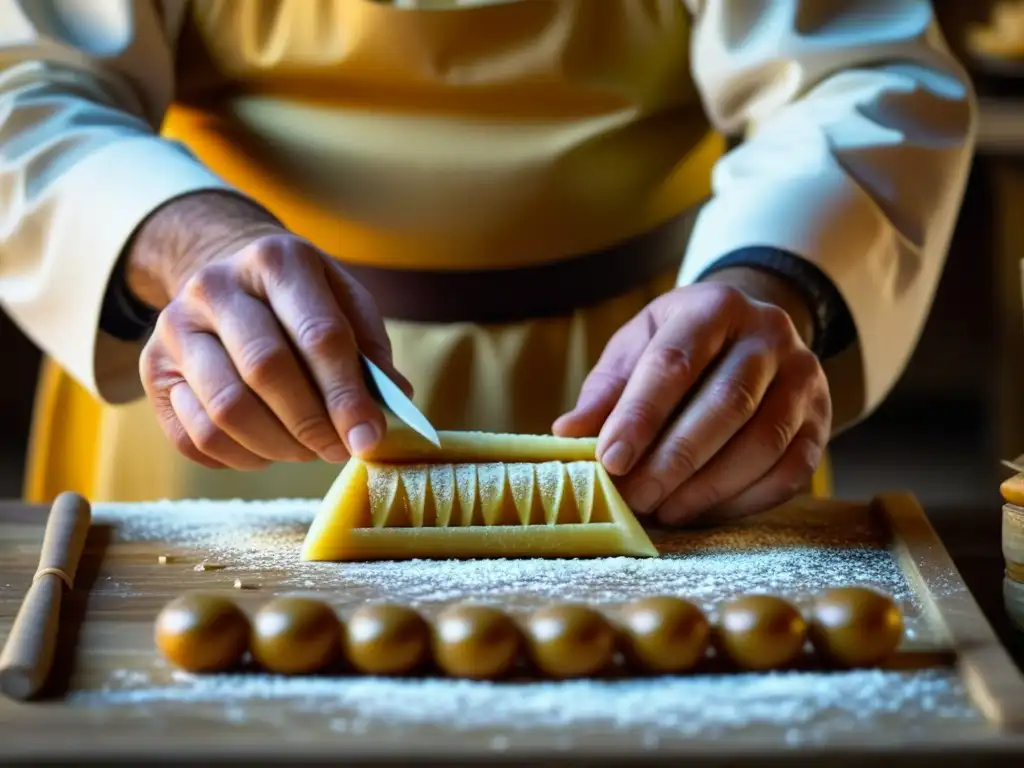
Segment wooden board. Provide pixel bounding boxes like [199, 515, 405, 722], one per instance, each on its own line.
[1, 492, 1024, 764]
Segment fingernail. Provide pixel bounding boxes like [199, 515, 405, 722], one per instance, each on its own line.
[323, 443, 349, 463]
[346, 422, 380, 456]
[600, 441, 634, 475]
[630, 480, 663, 513]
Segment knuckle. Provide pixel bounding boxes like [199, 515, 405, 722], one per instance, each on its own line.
[792, 437, 822, 479]
[190, 419, 227, 455]
[807, 386, 832, 427]
[619, 399, 667, 439]
[324, 382, 369, 417]
[648, 345, 694, 384]
[154, 304, 184, 341]
[290, 414, 338, 451]
[743, 345, 775, 380]
[707, 282, 746, 312]
[205, 382, 251, 430]
[709, 378, 760, 422]
[762, 415, 799, 457]
[182, 265, 230, 306]
[247, 238, 290, 277]
[237, 340, 291, 390]
[761, 304, 795, 337]
[661, 435, 701, 479]
[685, 478, 728, 513]
[295, 317, 349, 356]
[791, 349, 823, 381]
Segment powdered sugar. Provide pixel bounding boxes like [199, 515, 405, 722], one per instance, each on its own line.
[69, 498, 981, 746]
[92, 499, 929, 636]
[68, 666, 979, 747]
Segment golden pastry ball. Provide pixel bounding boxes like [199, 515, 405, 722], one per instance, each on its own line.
[345, 603, 430, 675]
[432, 604, 523, 680]
[716, 594, 807, 671]
[154, 593, 250, 673]
[251, 597, 342, 675]
[810, 587, 904, 668]
[525, 604, 616, 679]
[619, 596, 711, 673]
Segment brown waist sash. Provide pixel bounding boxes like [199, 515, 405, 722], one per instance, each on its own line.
[341, 204, 703, 325]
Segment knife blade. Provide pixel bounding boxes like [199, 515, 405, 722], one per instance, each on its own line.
[360, 354, 441, 447]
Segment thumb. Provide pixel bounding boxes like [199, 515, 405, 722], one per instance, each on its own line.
[553, 312, 654, 437]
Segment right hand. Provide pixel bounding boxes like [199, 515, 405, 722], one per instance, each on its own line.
[137, 228, 410, 471]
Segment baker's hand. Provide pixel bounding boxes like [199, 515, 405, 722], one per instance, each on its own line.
[130, 193, 409, 470]
[553, 269, 831, 525]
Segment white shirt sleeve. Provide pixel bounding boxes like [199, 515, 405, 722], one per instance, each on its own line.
[0, 0, 234, 403]
[679, 0, 978, 429]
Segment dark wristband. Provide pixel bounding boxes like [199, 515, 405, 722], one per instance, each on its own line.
[98, 254, 159, 342]
[696, 246, 856, 361]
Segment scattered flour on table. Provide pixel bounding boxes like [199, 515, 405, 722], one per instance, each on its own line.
[92, 499, 929, 631]
[69, 668, 979, 745]
[76, 500, 978, 744]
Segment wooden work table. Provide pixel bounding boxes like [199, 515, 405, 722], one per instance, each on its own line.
[2, 494, 1024, 766]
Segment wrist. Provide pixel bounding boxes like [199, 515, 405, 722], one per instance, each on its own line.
[701, 265, 817, 348]
[124, 191, 284, 310]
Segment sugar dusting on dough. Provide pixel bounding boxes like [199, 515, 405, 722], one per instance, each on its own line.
[76, 499, 980, 745]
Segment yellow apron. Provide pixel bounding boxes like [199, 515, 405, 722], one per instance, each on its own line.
[24, 0, 831, 503]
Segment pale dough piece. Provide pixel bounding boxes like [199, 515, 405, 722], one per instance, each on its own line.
[301, 431, 657, 561]
[357, 428, 598, 464]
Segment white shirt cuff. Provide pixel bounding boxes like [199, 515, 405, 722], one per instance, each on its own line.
[14, 136, 234, 403]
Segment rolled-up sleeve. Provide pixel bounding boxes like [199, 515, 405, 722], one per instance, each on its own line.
[679, 0, 977, 429]
[0, 0, 233, 403]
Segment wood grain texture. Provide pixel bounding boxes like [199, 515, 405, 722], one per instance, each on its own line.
[878, 493, 1024, 729]
[0, 495, 1023, 764]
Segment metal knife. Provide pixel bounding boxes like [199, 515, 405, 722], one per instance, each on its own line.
[360, 354, 441, 447]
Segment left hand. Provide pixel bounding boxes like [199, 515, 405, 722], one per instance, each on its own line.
[553, 275, 832, 525]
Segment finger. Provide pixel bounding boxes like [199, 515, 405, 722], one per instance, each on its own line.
[242, 242, 387, 457]
[325, 263, 414, 398]
[212, 290, 348, 463]
[140, 342, 226, 470]
[618, 338, 776, 514]
[698, 426, 824, 523]
[169, 381, 271, 471]
[177, 328, 313, 463]
[595, 301, 735, 476]
[552, 313, 656, 439]
[655, 361, 827, 525]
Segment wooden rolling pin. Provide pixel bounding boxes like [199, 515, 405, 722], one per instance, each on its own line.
[0, 492, 91, 700]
